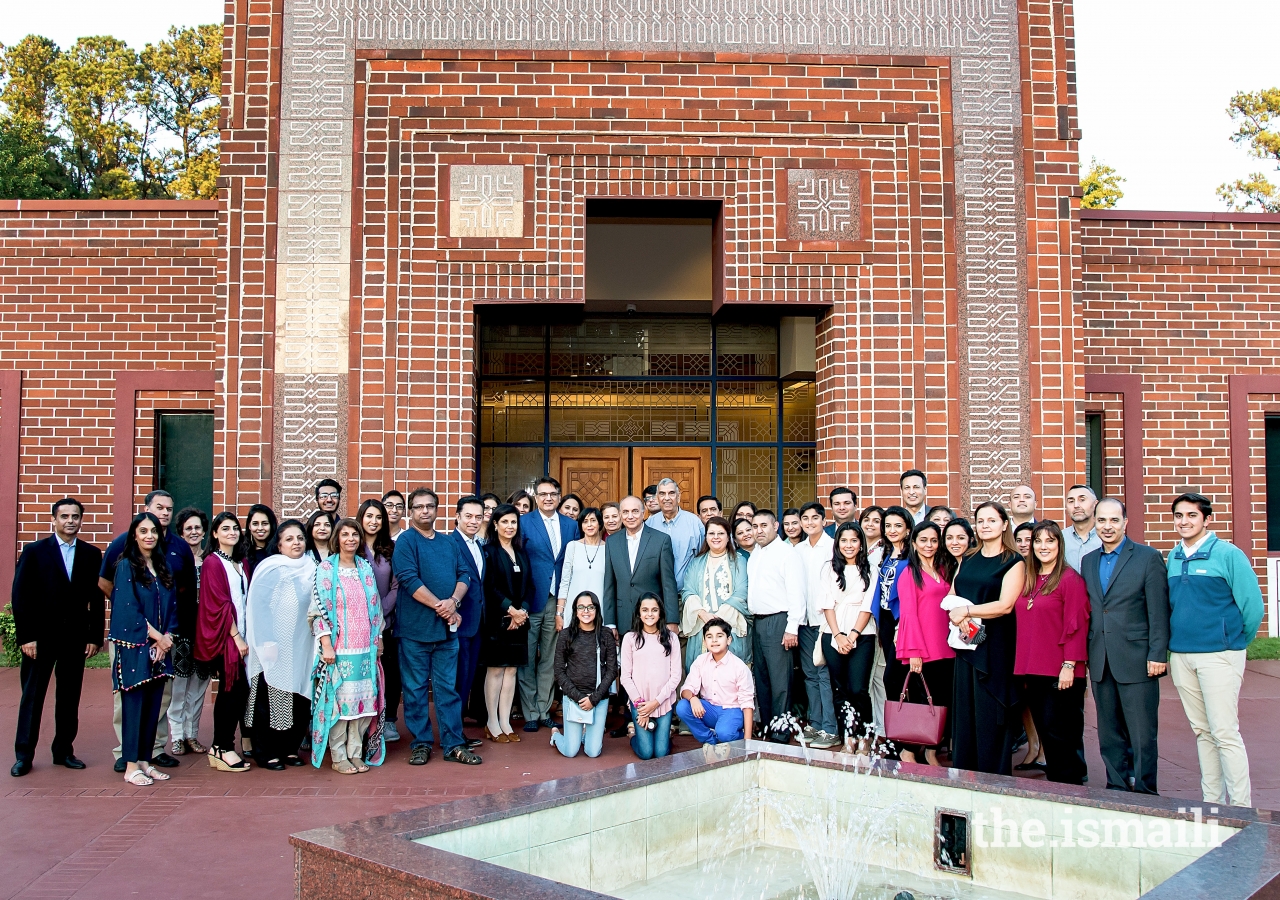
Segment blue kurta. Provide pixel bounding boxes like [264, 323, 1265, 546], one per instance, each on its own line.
[108, 558, 179, 692]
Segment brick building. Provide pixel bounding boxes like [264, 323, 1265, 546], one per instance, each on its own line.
[0, 1, 1277, 634]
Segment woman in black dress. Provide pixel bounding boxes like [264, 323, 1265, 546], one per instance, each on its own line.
[948, 500, 1026, 775]
[480, 504, 533, 743]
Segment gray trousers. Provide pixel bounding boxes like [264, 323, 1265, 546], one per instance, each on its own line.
[1092, 663, 1161, 794]
[752, 612, 793, 733]
[517, 602, 558, 721]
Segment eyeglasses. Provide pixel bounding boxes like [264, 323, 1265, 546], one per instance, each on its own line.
[318, 491, 340, 499]
[411, 503, 437, 511]
[574, 604, 595, 612]
[535, 491, 560, 499]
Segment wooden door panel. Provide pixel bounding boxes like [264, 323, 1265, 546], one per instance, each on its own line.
[632, 447, 711, 512]
[550, 448, 626, 510]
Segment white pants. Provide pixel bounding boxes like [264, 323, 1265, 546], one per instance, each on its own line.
[167, 675, 210, 741]
[1170, 650, 1250, 807]
[870, 639, 887, 737]
[327, 716, 372, 765]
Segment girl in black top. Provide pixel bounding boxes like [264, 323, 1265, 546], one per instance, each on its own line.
[948, 501, 1026, 775]
[550, 590, 618, 759]
[480, 504, 533, 742]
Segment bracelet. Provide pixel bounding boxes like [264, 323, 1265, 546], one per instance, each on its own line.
[850, 629, 862, 638]
[1061, 661, 1076, 669]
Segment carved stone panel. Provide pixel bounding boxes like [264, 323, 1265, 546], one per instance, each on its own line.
[786, 168, 861, 242]
[449, 165, 524, 238]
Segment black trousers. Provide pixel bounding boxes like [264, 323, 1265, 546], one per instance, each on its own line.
[120, 680, 166, 764]
[382, 634, 402, 723]
[822, 632, 876, 737]
[752, 612, 793, 732]
[951, 654, 1013, 776]
[1022, 674, 1088, 784]
[212, 665, 250, 749]
[898, 657, 955, 752]
[1092, 662, 1160, 794]
[879, 615, 909, 707]
[14, 642, 86, 763]
[250, 674, 311, 760]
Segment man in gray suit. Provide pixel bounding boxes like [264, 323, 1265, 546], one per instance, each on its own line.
[601, 496, 678, 636]
[1081, 497, 1170, 794]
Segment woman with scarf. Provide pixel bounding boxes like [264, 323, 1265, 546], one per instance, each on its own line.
[309, 518, 385, 774]
[168, 507, 213, 756]
[109, 512, 179, 786]
[244, 520, 315, 770]
[680, 516, 751, 667]
[356, 499, 400, 741]
[194, 512, 252, 772]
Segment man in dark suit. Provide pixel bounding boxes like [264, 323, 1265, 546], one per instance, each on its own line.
[1081, 497, 1170, 794]
[601, 496, 678, 635]
[450, 496, 487, 748]
[518, 476, 580, 732]
[11, 498, 104, 776]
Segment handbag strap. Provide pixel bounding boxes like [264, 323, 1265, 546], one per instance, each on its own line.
[897, 669, 935, 708]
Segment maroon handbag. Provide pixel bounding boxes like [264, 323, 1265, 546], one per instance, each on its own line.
[884, 671, 948, 747]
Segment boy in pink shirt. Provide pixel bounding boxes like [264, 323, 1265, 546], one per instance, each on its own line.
[676, 618, 755, 745]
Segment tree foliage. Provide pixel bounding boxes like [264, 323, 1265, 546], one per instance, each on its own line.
[0, 25, 220, 200]
[1217, 87, 1280, 214]
[1080, 157, 1124, 209]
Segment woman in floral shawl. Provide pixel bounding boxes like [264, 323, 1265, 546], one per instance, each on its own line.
[309, 517, 385, 774]
[680, 517, 751, 668]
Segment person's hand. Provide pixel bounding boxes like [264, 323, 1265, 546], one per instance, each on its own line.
[636, 714, 649, 731]
[153, 646, 167, 664]
[1058, 664, 1075, 691]
[20, 642, 37, 660]
[609, 626, 619, 641]
[578, 697, 594, 712]
[377, 638, 384, 658]
[233, 635, 248, 657]
[697, 609, 711, 623]
[555, 613, 564, 631]
[689, 697, 706, 719]
[320, 636, 336, 665]
[157, 632, 174, 653]
[435, 597, 457, 619]
[834, 633, 853, 654]
[1147, 660, 1167, 678]
[910, 656, 923, 674]
[637, 699, 660, 718]
[782, 632, 798, 650]
[448, 612, 462, 628]
[85, 643, 100, 659]
[667, 623, 679, 633]
[948, 606, 971, 626]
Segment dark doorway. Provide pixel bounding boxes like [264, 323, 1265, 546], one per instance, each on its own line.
[155, 412, 214, 525]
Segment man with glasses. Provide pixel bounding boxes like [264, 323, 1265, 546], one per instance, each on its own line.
[519, 477, 580, 732]
[392, 487, 481, 766]
[315, 479, 342, 515]
[382, 490, 407, 540]
[645, 478, 705, 591]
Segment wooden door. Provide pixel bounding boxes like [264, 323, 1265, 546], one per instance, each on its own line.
[632, 447, 711, 512]
[550, 448, 627, 510]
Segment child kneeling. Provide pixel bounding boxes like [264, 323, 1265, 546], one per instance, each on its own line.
[676, 618, 755, 745]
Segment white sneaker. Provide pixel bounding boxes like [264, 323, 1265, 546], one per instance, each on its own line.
[383, 722, 401, 742]
[801, 725, 819, 742]
[809, 731, 840, 750]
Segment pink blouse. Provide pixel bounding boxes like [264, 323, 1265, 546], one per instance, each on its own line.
[894, 568, 955, 664]
[620, 630, 683, 717]
[1014, 568, 1090, 677]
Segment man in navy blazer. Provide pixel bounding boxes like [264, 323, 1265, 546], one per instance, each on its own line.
[518, 476, 580, 732]
[450, 496, 487, 738]
[11, 498, 104, 776]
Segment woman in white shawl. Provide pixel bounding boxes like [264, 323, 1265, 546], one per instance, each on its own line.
[680, 517, 751, 668]
[244, 519, 316, 769]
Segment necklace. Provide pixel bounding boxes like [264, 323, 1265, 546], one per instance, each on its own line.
[582, 541, 601, 568]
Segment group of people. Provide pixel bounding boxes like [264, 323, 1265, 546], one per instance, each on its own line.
[9, 471, 1263, 810]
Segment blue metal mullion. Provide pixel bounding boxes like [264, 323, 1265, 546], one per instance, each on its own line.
[776, 331, 785, 512]
[710, 321, 718, 498]
[543, 326, 551, 478]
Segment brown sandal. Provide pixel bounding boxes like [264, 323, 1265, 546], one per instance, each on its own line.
[331, 760, 359, 775]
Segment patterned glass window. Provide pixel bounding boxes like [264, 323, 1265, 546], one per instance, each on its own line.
[783, 448, 817, 510]
[480, 324, 545, 376]
[782, 381, 817, 443]
[479, 448, 544, 501]
[716, 382, 778, 442]
[549, 381, 711, 442]
[550, 318, 711, 376]
[716, 448, 778, 513]
[479, 381, 545, 443]
[716, 322, 778, 376]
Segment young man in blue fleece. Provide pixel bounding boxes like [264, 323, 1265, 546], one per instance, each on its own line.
[1166, 492, 1263, 808]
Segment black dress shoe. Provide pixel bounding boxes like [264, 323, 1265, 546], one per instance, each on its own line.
[464, 737, 484, 750]
[151, 752, 180, 768]
[609, 725, 629, 739]
[114, 758, 127, 773]
[285, 755, 306, 767]
[53, 755, 86, 770]
[261, 757, 287, 771]
[408, 746, 432, 765]
[11, 760, 32, 777]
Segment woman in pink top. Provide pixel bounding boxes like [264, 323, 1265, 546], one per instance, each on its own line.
[620, 595, 683, 760]
[894, 521, 957, 765]
[1015, 520, 1090, 785]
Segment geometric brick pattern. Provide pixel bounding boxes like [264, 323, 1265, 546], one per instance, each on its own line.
[450, 165, 523, 238]
[276, 374, 347, 518]
[787, 168, 860, 242]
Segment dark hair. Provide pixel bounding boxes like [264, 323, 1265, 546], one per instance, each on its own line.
[697, 516, 739, 558]
[305, 510, 338, 560]
[906, 521, 955, 588]
[486, 503, 523, 544]
[831, 522, 871, 592]
[732, 517, 754, 536]
[899, 469, 927, 487]
[314, 478, 342, 500]
[204, 511, 246, 562]
[408, 486, 439, 509]
[558, 493, 582, 513]
[881, 505, 915, 556]
[51, 497, 84, 517]
[174, 507, 209, 549]
[696, 494, 720, 511]
[331, 517, 364, 558]
[829, 486, 856, 504]
[754, 508, 777, 522]
[577, 507, 603, 535]
[1014, 521, 1035, 539]
[944, 517, 977, 554]
[269, 519, 308, 554]
[972, 500, 1018, 560]
[1023, 520, 1068, 598]
[782, 508, 801, 521]
[356, 499, 395, 562]
[702, 616, 732, 638]
[642, 484, 658, 499]
[240, 503, 278, 557]
[479, 492, 501, 506]
[565, 591, 608, 658]
[455, 494, 484, 515]
[1096, 496, 1126, 517]
[731, 500, 757, 521]
[124, 512, 174, 589]
[928, 506, 955, 524]
[143, 489, 173, 509]
[799, 501, 825, 519]
[629, 592, 674, 656]
[1171, 492, 1212, 517]
[534, 476, 561, 494]
[859, 504, 885, 524]
[506, 489, 534, 510]
[382, 489, 405, 504]
[1066, 484, 1096, 498]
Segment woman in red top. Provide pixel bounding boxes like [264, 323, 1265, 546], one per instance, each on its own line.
[1014, 520, 1090, 784]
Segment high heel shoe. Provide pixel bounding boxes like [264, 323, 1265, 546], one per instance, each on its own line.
[484, 727, 510, 744]
[208, 745, 251, 772]
[504, 730, 520, 743]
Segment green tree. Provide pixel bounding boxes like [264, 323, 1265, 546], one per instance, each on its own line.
[1080, 157, 1124, 209]
[0, 114, 73, 198]
[0, 35, 61, 123]
[1217, 88, 1280, 213]
[139, 25, 221, 199]
[53, 36, 144, 198]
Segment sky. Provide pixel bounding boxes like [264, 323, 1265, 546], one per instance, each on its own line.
[3, 0, 1278, 213]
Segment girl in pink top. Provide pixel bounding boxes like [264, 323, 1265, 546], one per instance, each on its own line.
[893, 521, 957, 765]
[620, 595, 683, 760]
[1014, 521, 1090, 785]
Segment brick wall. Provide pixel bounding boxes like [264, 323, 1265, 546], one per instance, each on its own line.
[0, 201, 220, 555]
[1080, 209, 1280, 634]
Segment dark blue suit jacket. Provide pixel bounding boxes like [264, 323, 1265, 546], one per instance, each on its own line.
[450, 530, 485, 639]
[520, 511, 579, 614]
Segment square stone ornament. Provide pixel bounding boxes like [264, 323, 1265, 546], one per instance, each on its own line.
[786, 168, 862, 243]
[450, 165, 524, 238]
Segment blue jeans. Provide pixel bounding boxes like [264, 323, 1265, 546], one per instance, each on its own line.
[676, 698, 745, 745]
[552, 697, 608, 758]
[399, 636, 463, 753]
[629, 706, 673, 760]
[798, 624, 837, 733]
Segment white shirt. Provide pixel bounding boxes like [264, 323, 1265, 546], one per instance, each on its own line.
[1181, 531, 1213, 558]
[457, 530, 484, 577]
[626, 529, 643, 571]
[793, 532, 835, 627]
[57, 536, 76, 579]
[816, 560, 877, 636]
[219, 554, 247, 634]
[745, 536, 806, 635]
[541, 512, 562, 558]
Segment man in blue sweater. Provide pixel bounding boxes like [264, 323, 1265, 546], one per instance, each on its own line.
[1166, 492, 1263, 808]
[392, 487, 482, 767]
